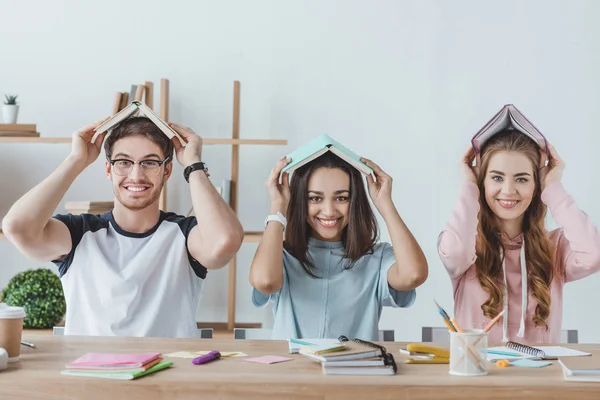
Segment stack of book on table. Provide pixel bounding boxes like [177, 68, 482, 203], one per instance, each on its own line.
[559, 357, 600, 383]
[61, 352, 172, 380]
[298, 338, 397, 375]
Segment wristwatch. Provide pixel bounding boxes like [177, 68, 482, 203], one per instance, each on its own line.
[264, 211, 287, 229]
[184, 162, 209, 182]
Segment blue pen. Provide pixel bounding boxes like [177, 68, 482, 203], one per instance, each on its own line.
[433, 300, 456, 331]
[488, 350, 521, 357]
[290, 339, 315, 346]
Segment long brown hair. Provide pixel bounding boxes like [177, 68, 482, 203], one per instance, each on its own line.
[475, 130, 554, 329]
[284, 152, 378, 277]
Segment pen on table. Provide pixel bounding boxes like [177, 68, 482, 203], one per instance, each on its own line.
[290, 339, 315, 346]
[21, 340, 36, 349]
[487, 349, 520, 357]
[192, 350, 221, 365]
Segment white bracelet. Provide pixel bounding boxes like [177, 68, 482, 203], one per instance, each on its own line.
[264, 211, 287, 229]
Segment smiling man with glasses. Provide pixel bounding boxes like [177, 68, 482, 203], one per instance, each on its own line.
[2, 116, 244, 338]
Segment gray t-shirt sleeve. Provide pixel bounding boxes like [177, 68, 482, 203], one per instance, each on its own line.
[378, 242, 416, 307]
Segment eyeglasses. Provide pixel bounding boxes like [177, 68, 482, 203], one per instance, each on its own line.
[109, 157, 171, 176]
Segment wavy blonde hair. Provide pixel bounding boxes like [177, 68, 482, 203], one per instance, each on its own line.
[475, 130, 555, 329]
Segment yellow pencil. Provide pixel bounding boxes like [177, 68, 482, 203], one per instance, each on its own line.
[442, 318, 456, 332]
[450, 318, 463, 333]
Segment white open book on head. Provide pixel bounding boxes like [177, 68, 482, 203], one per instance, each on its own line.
[92, 101, 185, 146]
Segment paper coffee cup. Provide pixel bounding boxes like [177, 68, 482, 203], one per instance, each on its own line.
[0, 303, 26, 363]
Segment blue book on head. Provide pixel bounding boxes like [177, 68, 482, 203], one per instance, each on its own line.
[282, 134, 373, 175]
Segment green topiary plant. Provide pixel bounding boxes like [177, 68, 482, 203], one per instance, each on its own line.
[0, 268, 66, 329]
[4, 94, 18, 105]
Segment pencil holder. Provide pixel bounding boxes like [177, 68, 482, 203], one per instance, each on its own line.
[449, 329, 488, 376]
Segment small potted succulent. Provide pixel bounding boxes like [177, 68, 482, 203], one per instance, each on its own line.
[2, 94, 19, 124]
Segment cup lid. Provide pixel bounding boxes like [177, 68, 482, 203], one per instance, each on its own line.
[0, 303, 26, 319]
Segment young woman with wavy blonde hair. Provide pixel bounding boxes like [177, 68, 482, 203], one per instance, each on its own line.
[438, 130, 600, 344]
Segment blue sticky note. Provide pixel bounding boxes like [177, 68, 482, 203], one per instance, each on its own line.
[510, 359, 552, 368]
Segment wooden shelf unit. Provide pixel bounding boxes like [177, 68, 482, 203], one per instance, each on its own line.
[0, 79, 286, 331]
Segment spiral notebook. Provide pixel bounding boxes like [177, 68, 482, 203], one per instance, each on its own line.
[305, 336, 397, 375]
[487, 341, 591, 361]
[299, 338, 382, 362]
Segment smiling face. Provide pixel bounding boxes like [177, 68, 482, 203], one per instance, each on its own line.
[483, 150, 536, 225]
[305, 167, 351, 242]
[105, 135, 172, 211]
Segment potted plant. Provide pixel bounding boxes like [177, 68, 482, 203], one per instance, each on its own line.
[2, 94, 19, 124]
[0, 268, 66, 329]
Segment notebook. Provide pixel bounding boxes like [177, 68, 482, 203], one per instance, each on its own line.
[322, 364, 396, 376]
[281, 134, 373, 175]
[487, 341, 591, 361]
[66, 352, 161, 369]
[287, 338, 341, 354]
[92, 101, 185, 146]
[318, 337, 397, 375]
[559, 357, 600, 376]
[471, 104, 548, 155]
[65, 357, 162, 373]
[299, 343, 346, 355]
[61, 361, 173, 380]
[299, 340, 383, 362]
[322, 357, 386, 367]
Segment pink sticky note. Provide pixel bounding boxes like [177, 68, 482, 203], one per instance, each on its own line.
[244, 355, 293, 365]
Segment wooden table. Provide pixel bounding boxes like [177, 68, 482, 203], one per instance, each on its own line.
[2, 333, 600, 399]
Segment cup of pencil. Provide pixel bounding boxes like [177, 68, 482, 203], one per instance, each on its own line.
[449, 329, 488, 376]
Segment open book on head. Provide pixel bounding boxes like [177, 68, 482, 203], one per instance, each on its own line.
[471, 104, 548, 156]
[281, 134, 373, 176]
[92, 101, 185, 146]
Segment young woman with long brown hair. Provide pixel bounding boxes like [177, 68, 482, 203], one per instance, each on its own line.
[250, 152, 428, 340]
[438, 130, 600, 344]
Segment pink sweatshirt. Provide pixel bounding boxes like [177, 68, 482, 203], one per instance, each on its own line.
[438, 182, 600, 344]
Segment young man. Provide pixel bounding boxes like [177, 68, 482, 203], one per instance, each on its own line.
[2, 117, 244, 337]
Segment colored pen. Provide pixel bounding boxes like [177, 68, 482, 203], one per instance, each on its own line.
[192, 350, 221, 365]
[21, 340, 36, 349]
[450, 318, 463, 333]
[290, 339, 315, 346]
[487, 349, 520, 357]
[483, 310, 506, 332]
[435, 300, 485, 372]
[434, 300, 456, 332]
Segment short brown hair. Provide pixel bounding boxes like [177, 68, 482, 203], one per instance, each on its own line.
[103, 116, 174, 161]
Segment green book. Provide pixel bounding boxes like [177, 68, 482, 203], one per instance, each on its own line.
[282, 134, 373, 175]
[61, 361, 173, 380]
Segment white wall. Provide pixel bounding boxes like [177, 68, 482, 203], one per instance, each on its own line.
[1, 0, 599, 342]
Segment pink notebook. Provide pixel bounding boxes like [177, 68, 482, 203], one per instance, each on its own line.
[66, 352, 161, 370]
